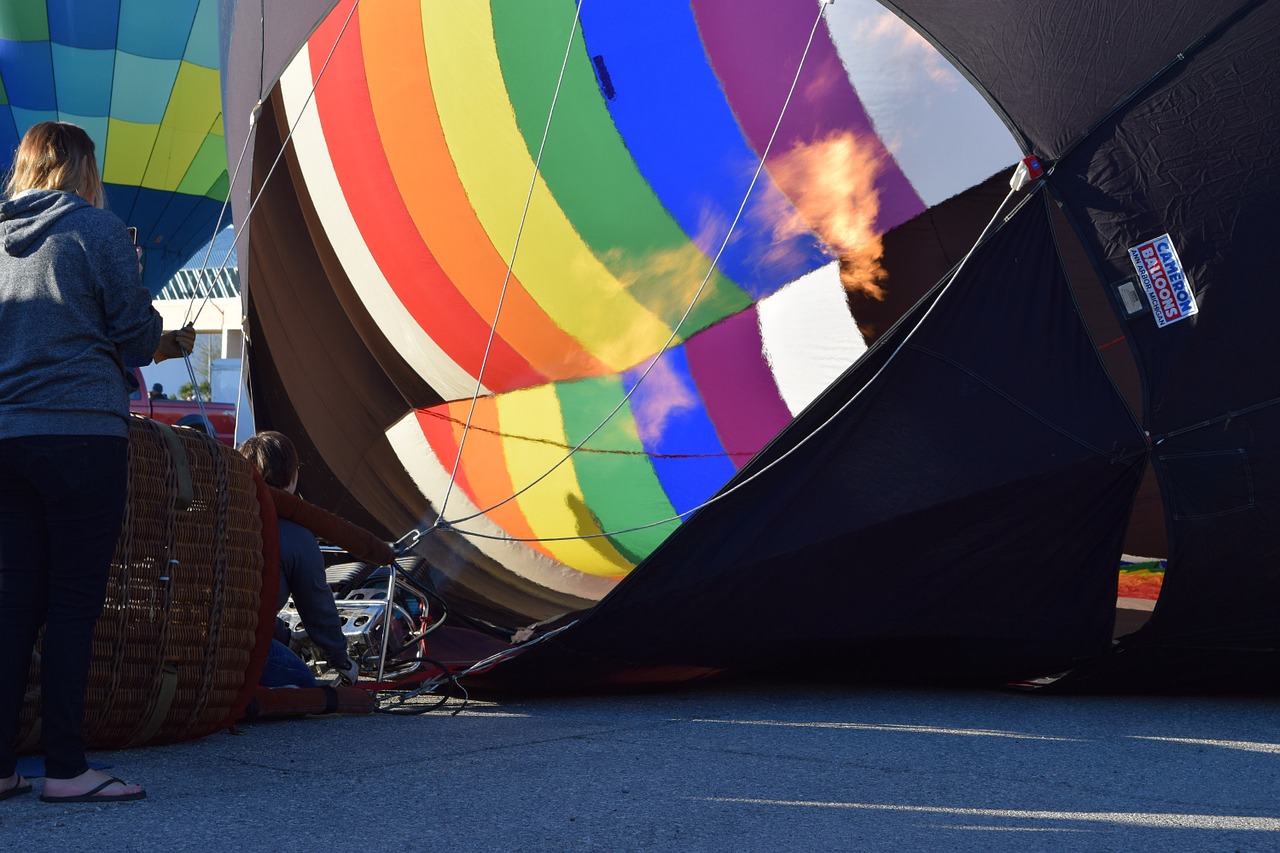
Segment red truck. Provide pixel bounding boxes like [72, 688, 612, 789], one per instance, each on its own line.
[129, 368, 236, 446]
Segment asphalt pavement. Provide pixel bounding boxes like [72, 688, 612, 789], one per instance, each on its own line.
[1, 676, 1277, 851]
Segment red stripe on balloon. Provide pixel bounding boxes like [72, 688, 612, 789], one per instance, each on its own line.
[309, 3, 543, 391]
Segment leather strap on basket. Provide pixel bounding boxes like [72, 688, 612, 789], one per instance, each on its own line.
[124, 663, 179, 748]
[154, 422, 194, 510]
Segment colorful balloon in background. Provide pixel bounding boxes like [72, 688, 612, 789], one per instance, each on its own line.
[0, 0, 228, 292]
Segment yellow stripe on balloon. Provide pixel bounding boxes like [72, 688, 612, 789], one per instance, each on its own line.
[102, 118, 161, 188]
[421, 1, 677, 372]
[162, 60, 221, 135]
[106, 62, 223, 193]
[360, 0, 610, 384]
[494, 385, 633, 576]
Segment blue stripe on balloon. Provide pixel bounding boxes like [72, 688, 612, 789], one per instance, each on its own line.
[47, 0, 121, 50]
[51, 45, 114, 117]
[0, 115, 18, 165]
[110, 53, 178, 124]
[623, 346, 737, 517]
[164, 194, 223, 252]
[9, 106, 58, 133]
[182, 0, 220, 69]
[55, 112, 109, 170]
[578, 3, 829, 300]
[0, 40, 55, 110]
[105, 182, 141, 228]
[117, 0, 199, 61]
[122, 184, 176, 244]
[106, 184, 223, 294]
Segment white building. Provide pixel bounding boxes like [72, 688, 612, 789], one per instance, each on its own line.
[139, 266, 244, 407]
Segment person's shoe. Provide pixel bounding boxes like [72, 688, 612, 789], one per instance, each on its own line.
[334, 656, 360, 685]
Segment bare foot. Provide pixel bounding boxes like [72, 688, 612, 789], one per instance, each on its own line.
[40, 769, 144, 802]
[1, 773, 32, 800]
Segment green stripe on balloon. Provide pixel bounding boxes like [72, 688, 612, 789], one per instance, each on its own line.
[491, 0, 751, 340]
[0, 5, 49, 41]
[556, 375, 680, 565]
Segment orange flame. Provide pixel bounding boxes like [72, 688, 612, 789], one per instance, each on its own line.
[763, 130, 888, 300]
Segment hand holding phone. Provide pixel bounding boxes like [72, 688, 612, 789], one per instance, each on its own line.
[127, 226, 144, 275]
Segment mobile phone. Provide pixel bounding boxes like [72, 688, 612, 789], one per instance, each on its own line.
[127, 226, 138, 245]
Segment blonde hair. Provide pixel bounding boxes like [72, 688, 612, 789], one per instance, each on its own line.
[5, 121, 104, 208]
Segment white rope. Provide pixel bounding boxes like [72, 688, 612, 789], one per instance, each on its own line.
[444, 0, 836, 529]
[181, 113, 253, 329]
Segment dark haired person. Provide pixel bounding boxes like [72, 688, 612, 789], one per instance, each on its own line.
[0, 121, 194, 804]
[239, 431, 360, 687]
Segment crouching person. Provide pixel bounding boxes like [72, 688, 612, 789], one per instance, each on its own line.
[239, 431, 359, 686]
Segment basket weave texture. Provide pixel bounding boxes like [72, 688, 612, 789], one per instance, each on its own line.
[17, 416, 267, 750]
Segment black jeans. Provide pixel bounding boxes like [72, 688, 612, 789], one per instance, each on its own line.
[0, 435, 128, 779]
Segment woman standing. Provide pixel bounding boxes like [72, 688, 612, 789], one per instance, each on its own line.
[0, 122, 194, 804]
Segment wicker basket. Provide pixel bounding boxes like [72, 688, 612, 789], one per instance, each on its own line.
[16, 416, 273, 751]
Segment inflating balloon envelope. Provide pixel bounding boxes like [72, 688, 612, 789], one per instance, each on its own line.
[0, 0, 230, 292]
[221, 0, 1280, 691]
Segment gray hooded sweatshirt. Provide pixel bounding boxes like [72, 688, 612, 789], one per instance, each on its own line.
[0, 189, 162, 440]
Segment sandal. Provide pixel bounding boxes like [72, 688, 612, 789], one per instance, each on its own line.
[39, 776, 145, 804]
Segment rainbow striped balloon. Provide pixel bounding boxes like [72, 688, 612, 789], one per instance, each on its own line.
[274, 0, 1020, 589]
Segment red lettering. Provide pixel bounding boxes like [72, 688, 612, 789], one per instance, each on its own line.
[1135, 241, 1187, 322]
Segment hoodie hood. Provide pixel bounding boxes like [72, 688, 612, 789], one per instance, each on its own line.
[0, 189, 91, 257]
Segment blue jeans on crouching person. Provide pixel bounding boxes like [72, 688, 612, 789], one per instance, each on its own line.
[259, 639, 319, 689]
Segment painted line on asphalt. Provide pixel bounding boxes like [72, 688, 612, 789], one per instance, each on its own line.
[702, 798, 1280, 831]
[691, 719, 1080, 741]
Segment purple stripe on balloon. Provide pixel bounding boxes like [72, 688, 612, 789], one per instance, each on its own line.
[690, 0, 925, 234]
[685, 307, 792, 469]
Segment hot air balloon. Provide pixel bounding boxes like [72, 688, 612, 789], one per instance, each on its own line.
[0, 0, 229, 292]
[221, 0, 1022, 605]
[220, 0, 1280, 691]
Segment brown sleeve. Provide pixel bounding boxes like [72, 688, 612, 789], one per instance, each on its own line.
[269, 486, 397, 566]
